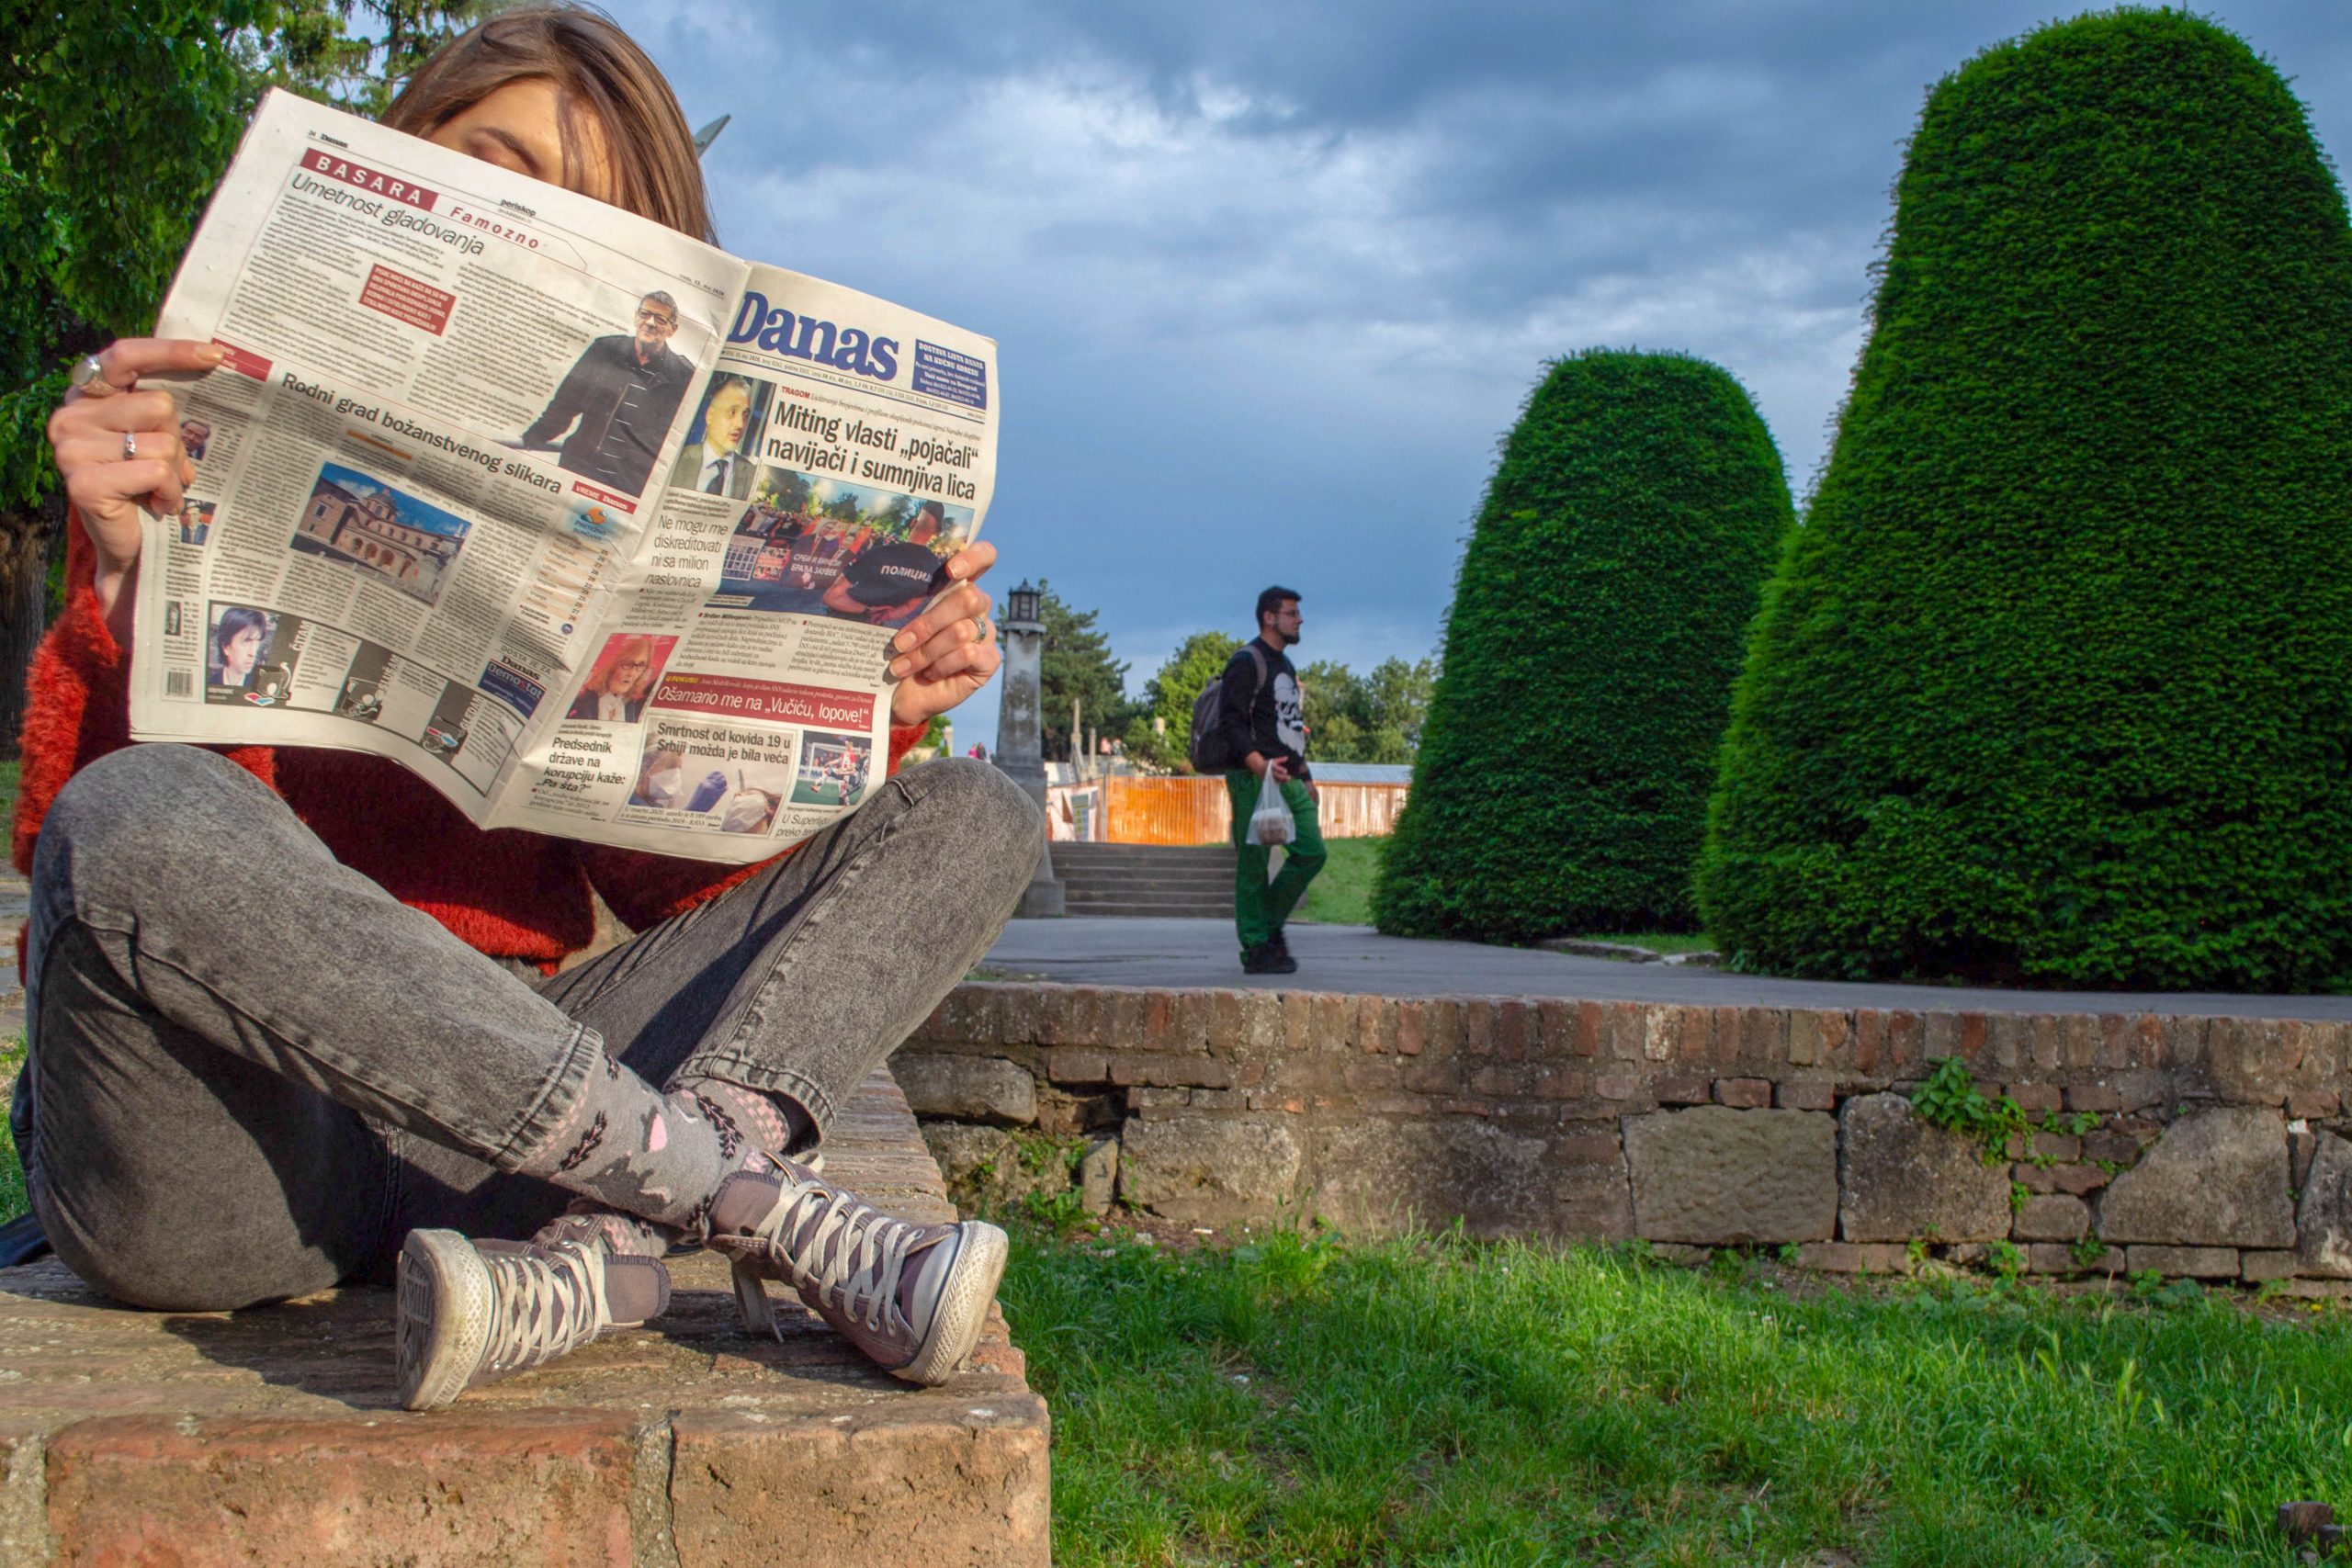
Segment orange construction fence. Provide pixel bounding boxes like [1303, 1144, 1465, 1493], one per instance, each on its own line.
[1049, 775, 1408, 845]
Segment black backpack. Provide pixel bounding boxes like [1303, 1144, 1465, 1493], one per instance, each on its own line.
[1188, 645, 1267, 773]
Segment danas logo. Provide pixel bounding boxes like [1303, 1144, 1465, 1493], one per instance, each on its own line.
[728, 292, 899, 381]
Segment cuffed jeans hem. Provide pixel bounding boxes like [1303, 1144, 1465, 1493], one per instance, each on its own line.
[482, 1021, 610, 1170]
[674, 1053, 832, 1134]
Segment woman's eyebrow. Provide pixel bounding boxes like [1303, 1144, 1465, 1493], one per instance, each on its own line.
[470, 126, 545, 175]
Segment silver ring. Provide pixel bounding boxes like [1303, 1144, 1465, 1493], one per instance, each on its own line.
[972, 615, 989, 641]
[121, 431, 138, 461]
[71, 355, 119, 399]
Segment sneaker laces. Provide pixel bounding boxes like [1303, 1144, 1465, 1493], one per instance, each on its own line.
[480, 1241, 611, 1377]
[741, 1171, 923, 1337]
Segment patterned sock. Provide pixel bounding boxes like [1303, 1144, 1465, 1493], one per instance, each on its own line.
[531, 1203, 673, 1262]
[670, 1075, 818, 1163]
[508, 1043, 773, 1239]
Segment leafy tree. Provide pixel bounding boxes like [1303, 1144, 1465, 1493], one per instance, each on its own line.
[1122, 629, 1238, 772]
[0, 1, 474, 758]
[1700, 12, 2352, 989]
[1374, 351, 1792, 940]
[1025, 581, 1131, 761]
[0, 1, 290, 755]
[1298, 656, 1435, 764]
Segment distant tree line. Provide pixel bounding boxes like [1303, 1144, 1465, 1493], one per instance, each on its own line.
[1012, 585, 1431, 771]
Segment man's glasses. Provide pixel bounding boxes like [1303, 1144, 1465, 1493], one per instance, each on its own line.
[637, 309, 677, 327]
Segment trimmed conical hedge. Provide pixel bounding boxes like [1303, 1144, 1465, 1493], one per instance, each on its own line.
[1699, 10, 2352, 988]
[1373, 352, 1793, 941]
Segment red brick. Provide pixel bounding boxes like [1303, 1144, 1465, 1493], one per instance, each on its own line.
[1711, 1007, 1744, 1067]
[1312, 993, 1352, 1054]
[2030, 1014, 2066, 1073]
[46, 1413, 638, 1567]
[1601, 1001, 1645, 1062]
[1654, 1075, 1712, 1105]
[1032, 986, 1075, 1045]
[2160, 1015, 2209, 1073]
[1394, 998, 1427, 1057]
[1108, 1053, 1151, 1086]
[2290, 1089, 2342, 1120]
[1594, 1070, 1641, 1101]
[1852, 1010, 1887, 1076]
[1575, 1000, 1604, 1058]
[1496, 999, 1532, 1062]
[2066, 1084, 2121, 1114]
[1207, 990, 1246, 1053]
[1716, 1077, 1772, 1109]
[1357, 995, 1394, 1055]
[2062, 1015, 2099, 1071]
[1985, 1014, 2030, 1072]
[1469, 1066, 1519, 1098]
[2049, 1164, 2109, 1197]
[1739, 1009, 1789, 1067]
[1046, 1048, 1108, 1085]
[1455, 998, 1497, 1057]
[1281, 991, 1315, 1051]
[1777, 1080, 1835, 1111]
[1921, 1010, 1962, 1064]
[1886, 1010, 1927, 1073]
[997, 986, 1043, 1046]
[1532, 1065, 1590, 1101]
[1535, 998, 1575, 1058]
[1347, 1060, 1403, 1094]
[1427, 998, 1464, 1056]
[671, 1402, 1050, 1566]
[2006, 1083, 2064, 1115]
[1440, 1098, 1498, 1118]
[1173, 990, 1212, 1052]
[1143, 992, 1178, 1049]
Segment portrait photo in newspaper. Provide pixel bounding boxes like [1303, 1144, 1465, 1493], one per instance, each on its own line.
[513, 288, 701, 497]
[566, 632, 676, 723]
[670, 372, 774, 501]
[205, 604, 277, 695]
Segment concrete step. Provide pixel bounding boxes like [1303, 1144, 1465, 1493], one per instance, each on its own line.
[0, 1070, 1047, 1566]
[1052, 848, 1235, 868]
[1057, 874, 1234, 894]
[1055, 900, 1230, 919]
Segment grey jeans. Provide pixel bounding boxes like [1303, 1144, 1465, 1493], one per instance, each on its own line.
[13, 743, 1038, 1310]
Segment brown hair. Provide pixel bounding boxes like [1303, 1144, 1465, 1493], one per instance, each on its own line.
[382, 6, 713, 242]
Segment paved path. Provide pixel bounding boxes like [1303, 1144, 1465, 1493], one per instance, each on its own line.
[984, 917, 2352, 1021]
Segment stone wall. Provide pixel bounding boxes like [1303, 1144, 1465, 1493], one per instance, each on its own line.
[905, 983, 2352, 1288]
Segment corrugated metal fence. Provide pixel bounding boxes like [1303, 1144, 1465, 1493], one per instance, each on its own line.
[1048, 775, 1408, 844]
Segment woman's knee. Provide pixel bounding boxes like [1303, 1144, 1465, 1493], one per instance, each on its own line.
[902, 757, 1042, 871]
[35, 745, 283, 928]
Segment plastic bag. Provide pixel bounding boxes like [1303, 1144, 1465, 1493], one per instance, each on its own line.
[1250, 774, 1296, 847]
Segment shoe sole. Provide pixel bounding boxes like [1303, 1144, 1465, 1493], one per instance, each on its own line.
[397, 1229, 494, 1411]
[896, 1221, 1009, 1386]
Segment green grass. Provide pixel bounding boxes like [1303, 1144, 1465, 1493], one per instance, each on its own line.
[1006, 1222, 2346, 1565]
[1295, 836, 1384, 926]
[1562, 931, 1718, 956]
[0, 1032, 22, 1225]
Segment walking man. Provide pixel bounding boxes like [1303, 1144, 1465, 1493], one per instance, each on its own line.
[1218, 586, 1326, 974]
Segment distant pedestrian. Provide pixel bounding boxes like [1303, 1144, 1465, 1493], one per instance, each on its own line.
[1217, 586, 1325, 974]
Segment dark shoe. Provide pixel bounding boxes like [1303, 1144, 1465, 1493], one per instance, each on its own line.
[396, 1230, 670, 1410]
[1240, 942, 1296, 976]
[709, 1165, 1007, 1387]
[1267, 929, 1292, 963]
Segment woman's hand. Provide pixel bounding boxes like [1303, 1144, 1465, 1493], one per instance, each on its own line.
[47, 338, 225, 631]
[887, 540, 1002, 728]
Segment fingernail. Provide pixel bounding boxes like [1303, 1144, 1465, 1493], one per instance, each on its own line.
[198, 344, 227, 365]
[888, 658, 910, 677]
[892, 633, 913, 652]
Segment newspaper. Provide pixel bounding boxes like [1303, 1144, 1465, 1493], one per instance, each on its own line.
[129, 89, 997, 863]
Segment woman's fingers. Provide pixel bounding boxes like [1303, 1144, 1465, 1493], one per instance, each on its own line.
[70, 338, 227, 400]
[938, 538, 997, 583]
[48, 389, 182, 446]
[888, 592, 992, 679]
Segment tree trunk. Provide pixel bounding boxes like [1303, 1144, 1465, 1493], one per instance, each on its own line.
[0, 495, 65, 762]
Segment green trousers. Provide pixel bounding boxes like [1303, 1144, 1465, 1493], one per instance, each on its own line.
[1225, 772, 1328, 949]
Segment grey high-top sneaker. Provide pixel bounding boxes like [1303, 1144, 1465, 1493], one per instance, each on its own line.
[396, 1229, 671, 1410]
[707, 1166, 1007, 1386]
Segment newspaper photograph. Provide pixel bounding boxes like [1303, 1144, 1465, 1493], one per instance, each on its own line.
[128, 90, 998, 863]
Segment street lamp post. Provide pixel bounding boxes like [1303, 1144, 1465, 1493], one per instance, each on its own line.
[994, 581, 1064, 916]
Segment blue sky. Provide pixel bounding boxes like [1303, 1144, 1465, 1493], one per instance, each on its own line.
[597, 1, 2352, 753]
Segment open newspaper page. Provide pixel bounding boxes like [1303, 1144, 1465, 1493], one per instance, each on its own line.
[507, 265, 998, 855]
[130, 89, 746, 839]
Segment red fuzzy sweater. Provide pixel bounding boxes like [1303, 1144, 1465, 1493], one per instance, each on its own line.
[14, 524, 924, 965]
